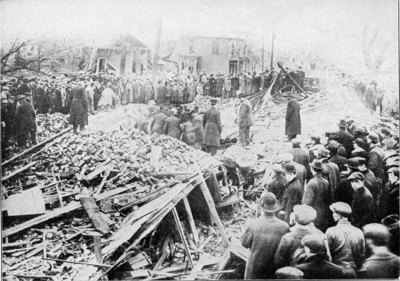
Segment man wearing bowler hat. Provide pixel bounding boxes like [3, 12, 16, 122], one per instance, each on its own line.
[241, 192, 289, 279]
[326, 202, 365, 278]
[302, 159, 332, 232]
[280, 164, 303, 223]
[347, 172, 375, 228]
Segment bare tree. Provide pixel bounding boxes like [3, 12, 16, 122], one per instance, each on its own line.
[1, 39, 28, 73]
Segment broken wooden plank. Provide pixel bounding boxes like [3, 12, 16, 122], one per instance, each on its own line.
[1, 127, 72, 167]
[2, 161, 38, 182]
[80, 197, 110, 234]
[127, 252, 152, 270]
[182, 197, 199, 245]
[197, 171, 230, 247]
[148, 171, 194, 177]
[118, 188, 167, 211]
[3, 187, 131, 238]
[95, 168, 110, 196]
[216, 193, 242, 208]
[42, 257, 111, 268]
[84, 159, 111, 181]
[172, 206, 194, 268]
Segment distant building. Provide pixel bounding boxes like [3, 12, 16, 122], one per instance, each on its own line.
[86, 36, 151, 76]
[165, 36, 260, 76]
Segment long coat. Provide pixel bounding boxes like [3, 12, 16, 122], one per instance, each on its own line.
[290, 147, 311, 178]
[163, 115, 181, 139]
[203, 106, 222, 147]
[69, 85, 88, 126]
[241, 216, 289, 279]
[238, 99, 253, 127]
[351, 186, 375, 228]
[15, 102, 36, 134]
[302, 173, 332, 231]
[368, 144, 385, 179]
[281, 178, 303, 223]
[285, 99, 301, 136]
[336, 129, 354, 157]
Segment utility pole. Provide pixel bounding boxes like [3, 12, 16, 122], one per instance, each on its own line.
[261, 23, 265, 72]
[152, 18, 162, 82]
[270, 25, 275, 71]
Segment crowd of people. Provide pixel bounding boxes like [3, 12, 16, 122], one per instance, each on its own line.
[241, 116, 399, 279]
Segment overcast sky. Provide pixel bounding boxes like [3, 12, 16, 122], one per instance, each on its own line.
[1, 0, 398, 73]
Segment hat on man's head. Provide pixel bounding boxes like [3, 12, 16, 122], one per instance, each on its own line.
[278, 153, 294, 164]
[355, 126, 368, 134]
[318, 147, 330, 158]
[310, 159, 323, 170]
[363, 223, 390, 246]
[348, 158, 360, 170]
[259, 192, 281, 213]
[330, 202, 352, 217]
[275, 267, 304, 279]
[272, 164, 284, 173]
[338, 119, 347, 128]
[368, 132, 379, 144]
[284, 163, 296, 174]
[291, 138, 301, 146]
[293, 204, 317, 225]
[381, 127, 391, 136]
[348, 171, 364, 181]
[301, 234, 326, 254]
[326, 142, 339, 154]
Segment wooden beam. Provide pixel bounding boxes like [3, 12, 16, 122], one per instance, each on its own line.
[182, 197, 199, 245]
[197, 172, 230, 247]
[172, 206, 194, 268]
[2, 127, 72, 167]
[3, 187, 130, 238]
[42, 257, 111, 268]
[2, 161, 38, 182]
[80, 197, 110, 235]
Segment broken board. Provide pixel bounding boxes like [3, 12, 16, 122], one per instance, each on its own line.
[80, 197, 110, 235]
[2, 187, 45, 216]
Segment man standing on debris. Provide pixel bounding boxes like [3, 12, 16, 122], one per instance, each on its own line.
[163, 108, 181, 139]
[69, 80, 89, 134]
[151, 106, 168, 134]
[241, 192, 290, 279]
[237, 93, 253, 146]
[15, 96, 37, 147]
[203, 98, 222, 156]
[285, 97, 301, 141]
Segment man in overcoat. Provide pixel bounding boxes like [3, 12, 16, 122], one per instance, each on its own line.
[336, 119, 354, 158]
[163, 108, 181, 139]
[202, 98, 222, 156]
[302, 159, 332, 232]
[69, 80, 89, 134]
[285, 98, 301, 140]
[241, 192, 290, 279]
[280, 164, 303, 223]
[347, 172, 375, 229]
[15, 96, 37, 147]
[367, 132, 385, 179]
[237, 93, 253, 146]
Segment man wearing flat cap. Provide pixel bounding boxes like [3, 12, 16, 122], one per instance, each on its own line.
[348, 172, 375, 228]
[359, 223, 400, 278]
[241, 192, 289, 279]
[302, 159, 332, 232]
[202, 98, 222, 156]
[294, 234, 343, 279]
[325, 202, 365, 278]
[275, 205, 330, 269]
[280, 164, 303, 223]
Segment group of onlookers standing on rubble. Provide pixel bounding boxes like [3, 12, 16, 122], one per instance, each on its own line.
[240, 115, 399, 279]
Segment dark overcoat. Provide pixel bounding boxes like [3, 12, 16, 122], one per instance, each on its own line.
[238, 99, 253, 127]
[163, 115, 181, 139]
[302, 173, 332, 231]
[281, 178, 303, 223]
[351, 186, 375, 228]
[285, 99, 301, 136]
[69, 85, 88, 126]
[241, 216, 289, 279]
[203, 106, 222, 147]
[15, 102, 36, 134]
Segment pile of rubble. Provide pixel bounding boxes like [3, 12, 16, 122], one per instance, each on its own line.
[2, 123, 231, 280]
